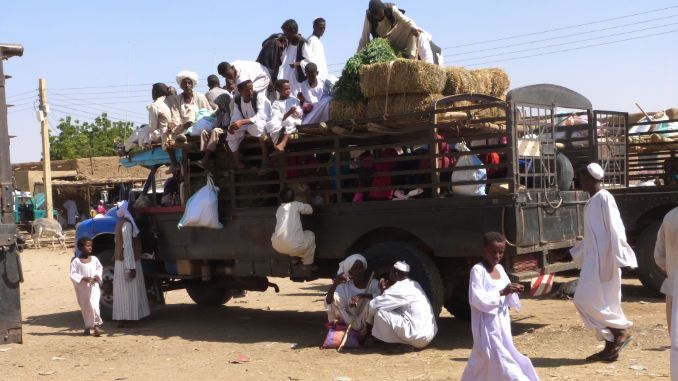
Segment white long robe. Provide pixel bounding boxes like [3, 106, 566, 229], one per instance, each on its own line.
[358, 6, 417, 56]
[267, 97, 302, 142]
[226, 92, 271, 152]
[70, 257, 103, 329]
[271, 201, 315, 265]
[63, 199, 78, 225]
[300, 79, 331, 125]
[461, 263, 539, 381]
[653, 207, 678, 380]
[231, 60, 271, 93]
[368, 278, 437, 348]
[279, 42, 309, 96]
[326, 279, 380, 335]
[570, 189, 637, 341]
[112, 222, 150, 321]
[302, 35, 328, 82]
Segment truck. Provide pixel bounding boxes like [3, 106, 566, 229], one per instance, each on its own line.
[77, 84, 597, 319]
[13, 192, 59, 231]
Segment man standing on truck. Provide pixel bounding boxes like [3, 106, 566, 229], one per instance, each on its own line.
[357, 0, 442, 65]
[570, 163, 637, 362]
[653, 207, 678, 379]
[112, 201, 150, 326]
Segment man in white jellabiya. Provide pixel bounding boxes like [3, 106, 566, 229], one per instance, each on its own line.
[570, 163, 637, 362]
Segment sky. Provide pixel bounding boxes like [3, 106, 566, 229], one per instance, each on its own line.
[2, 0, 678, 163]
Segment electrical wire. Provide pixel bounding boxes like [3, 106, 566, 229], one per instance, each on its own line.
[50, 93, 148, 119]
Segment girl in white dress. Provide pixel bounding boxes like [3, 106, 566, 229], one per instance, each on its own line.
[70, 237, 103, 336]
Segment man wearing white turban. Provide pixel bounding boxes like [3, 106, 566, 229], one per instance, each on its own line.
[570, 163, 637, 361]
[166, 70, 213, 144]
[367, 261, 437, 349]
[325, 254, 380, 337]
[112, 201, 150, 325]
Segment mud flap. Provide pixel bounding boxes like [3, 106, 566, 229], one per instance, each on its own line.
[0, 244, 22, 344]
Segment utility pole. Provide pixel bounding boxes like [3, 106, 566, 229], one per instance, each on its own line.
[38, 78, 53, 220]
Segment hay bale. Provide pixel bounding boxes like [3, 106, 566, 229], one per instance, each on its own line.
[443, 67, 510, 97]
[366, 93, 444, 118]
[330, 99, 367, 121]
[359, 59, 446, 98]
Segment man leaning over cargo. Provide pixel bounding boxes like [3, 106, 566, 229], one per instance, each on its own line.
[358, 0, 442, 65]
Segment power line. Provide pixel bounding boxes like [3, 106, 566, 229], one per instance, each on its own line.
[50, 93, 148, 118]
[462, 28, 678, 67]
[7, 92, 38, 103]
[446, 13, 678, 58]
[447, 20, 678, 64]
[6, 89, 37, 99]
[442, 4, 678, 50]
[50, 104, 143, 125]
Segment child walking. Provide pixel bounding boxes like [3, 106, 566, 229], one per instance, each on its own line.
[70, 237, 103, 336]
[271, 187, 316, 269]
[460, 232, 539, 381]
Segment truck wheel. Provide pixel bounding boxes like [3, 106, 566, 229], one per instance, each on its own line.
[185, 281, 233, 306]
[636, 221, 666, 294]
[363, 241, 444, 317]
[556, 152, 574, 191]
[96, 249, 115, 320]
[443, 282, 471, 320]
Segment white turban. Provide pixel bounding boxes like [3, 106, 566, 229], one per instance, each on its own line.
[337, 253, 367, 276]
[116, 200, 140, 237]
[586, 163, 604, 181]
[394, 261, 410, 272]
[176, 70, 199, 87]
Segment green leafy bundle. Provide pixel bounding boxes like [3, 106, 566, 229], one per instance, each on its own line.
[333, 38, 396, 103]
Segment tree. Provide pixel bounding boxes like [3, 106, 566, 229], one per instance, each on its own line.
[49, 114, 135, 160]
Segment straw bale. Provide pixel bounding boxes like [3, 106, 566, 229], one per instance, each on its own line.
[330, 99, 367, 121]
[359, 59, 446, 98]
[366, 93, 444, 118]
[443, 67, 510, 97]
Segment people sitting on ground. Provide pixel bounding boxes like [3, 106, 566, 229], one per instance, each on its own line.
[279, 19, 309, 96]
[167, 70, 213, 144]
[227, 79, 273, 171]
[217, 60, 271, 95]
[358, 0, 443, 65]
[200, 93, 232, 171]
[205, 74, 230, 110]
[298, 63, 331, 125]
[325, 254, 380, 339]
[367, 261, 437, 350]
[304, 18, 330, 83]
[268, 79, 303, 154]
[460, 232, 538, 381]
[270, 187, 316, 271]
[70, 237, 103, 337]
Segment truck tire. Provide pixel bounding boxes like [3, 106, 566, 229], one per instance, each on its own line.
[636, 221, 666, 294]
[556, 152, 574, 191]
[185, 281, 233, 306]
[363, 241, 444, 317]
[96, 249, 115, 320]
[443, 282, 471, 320]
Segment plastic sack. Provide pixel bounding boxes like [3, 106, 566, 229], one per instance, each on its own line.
[189, 115, 216, 136]
[321, 321, 360, 349]
[451, 143, 487, 196]
[177, 176, 223, 229]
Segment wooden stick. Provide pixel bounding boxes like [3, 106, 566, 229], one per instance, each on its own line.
[635, 102, 653, 121]
[337, 271, 375, 352]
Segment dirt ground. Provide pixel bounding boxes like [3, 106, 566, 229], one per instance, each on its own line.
[0, 247, 673, 381]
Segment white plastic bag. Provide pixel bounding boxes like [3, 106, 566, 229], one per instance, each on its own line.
[451, 143, 487, 196]
[177, 176, 223, 229]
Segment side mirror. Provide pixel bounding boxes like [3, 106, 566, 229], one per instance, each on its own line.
[0, 44, 24, 59]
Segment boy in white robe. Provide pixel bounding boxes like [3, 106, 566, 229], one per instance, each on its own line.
[367, 261, 437, 349]
[227, 80, 272, 171]
[298, 63, 331, 125]
[279, 19, 309, 96]
[112, 201, 150, 326]
[570, 163, 637, 361]
[70, 237, 103, 336]
[303, 18, 329, 83]
[325, 254, 380, 337]
[267, 79, 302, 154]
[654, 206, 678, 379]
[271, 187, 316, 267]
[461, 232, 539, 381]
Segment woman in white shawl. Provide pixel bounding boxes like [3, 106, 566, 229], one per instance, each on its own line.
[461, 232, 539, 381]
[325, 254, 380, 337]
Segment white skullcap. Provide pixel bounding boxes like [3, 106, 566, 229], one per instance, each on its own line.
[586, 163, 604, 180]
[237, 78, 252, 86]
[393, 261, 410, 272]
[176, 70, 199, 86]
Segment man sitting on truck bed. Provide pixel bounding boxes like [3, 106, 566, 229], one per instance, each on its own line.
[227, 79, 272, 171]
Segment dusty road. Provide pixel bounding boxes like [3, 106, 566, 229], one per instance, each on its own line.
[0, 247, 673, 381]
